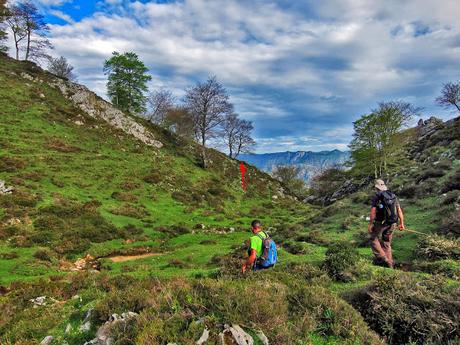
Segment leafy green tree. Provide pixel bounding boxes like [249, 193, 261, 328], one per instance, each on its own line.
[273, 165, 306, 196]
[350, 101, 419, 178]
[103, 51, 152, 114]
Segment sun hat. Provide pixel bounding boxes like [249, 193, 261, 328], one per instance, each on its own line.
[374, 179, 388, 191]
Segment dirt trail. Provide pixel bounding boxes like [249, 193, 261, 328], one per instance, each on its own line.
[108, 253, 164, 263]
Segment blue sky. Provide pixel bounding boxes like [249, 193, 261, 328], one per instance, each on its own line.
[21, 0, 460, 152]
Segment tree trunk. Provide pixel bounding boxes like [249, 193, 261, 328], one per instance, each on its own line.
[13, 31, 19, 60]
[25, 29, 31, 61]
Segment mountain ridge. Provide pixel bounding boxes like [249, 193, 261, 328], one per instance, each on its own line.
[239, 149, 350, 182]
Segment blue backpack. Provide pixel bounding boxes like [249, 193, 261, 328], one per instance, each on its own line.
[256, 232, 278, 268]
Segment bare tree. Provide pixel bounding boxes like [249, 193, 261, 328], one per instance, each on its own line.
[47, 56, 77, 81]
[146, 89, 175, 125]
[222, 113, 255, 158]
[5, 1, 52, 61]
[436, 82, 460, 113]
[185, 75, 233, 167]
[164, 106, 195, 138]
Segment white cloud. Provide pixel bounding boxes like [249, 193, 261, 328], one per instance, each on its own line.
[31, 0, 460, 153]
[49, 9, 75, 23]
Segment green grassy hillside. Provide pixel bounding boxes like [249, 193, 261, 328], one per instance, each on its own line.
[1, 54, 459, 345]
[0, 54, 312, 284]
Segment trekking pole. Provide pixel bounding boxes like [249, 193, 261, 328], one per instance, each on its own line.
[403, 229, 429, 236]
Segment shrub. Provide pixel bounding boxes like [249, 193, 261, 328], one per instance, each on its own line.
[413, 259, 460, 279]
[414, 235, 460, 260]
[345, 273, 460, 345]
[143, 170, 163, 184]
[0, 252, 19, 259]
[436, 159, 452, 170]
[271, 223, 303, 244]
[442, 190, 460, 205]
[341, 215, 358, 230]
[288, 285, 383, 343]
[283, 240, 308, 255]
[109, 204, 149, 219]
[34, 200, 120, 254]
[442, 170, 460, 193]
[167, 258, 191, 269]
[296, 230, 329, 245]
[417, 168, 445, 182]
[33, 249, 52, 262]
[45, 138, 81, 152]
[111, 191, 139, 202]
[351, 191, 370, 204]
[352, 231, 370, 247]
[155, 224, 190, 237]
[398, 184, 417, 198]
[0, 156, 27, 172]
[439, 209, 460, 237]
[322, 243, 359, 281]
[119, 224, 144, 239]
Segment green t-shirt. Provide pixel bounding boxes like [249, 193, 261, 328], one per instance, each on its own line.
[250, 231, 267, 257]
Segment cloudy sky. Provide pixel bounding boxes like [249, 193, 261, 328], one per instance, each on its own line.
[12, 0, 460, 152]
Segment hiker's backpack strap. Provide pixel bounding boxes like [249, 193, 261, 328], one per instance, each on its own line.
[256, 231, 268, 240]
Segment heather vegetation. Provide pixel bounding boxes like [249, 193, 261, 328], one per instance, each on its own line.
[0, 51, 459, 345]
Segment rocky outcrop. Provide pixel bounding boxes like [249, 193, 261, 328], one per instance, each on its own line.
[50, 78, 163, 149]
[0, 180, 13, 194]
[417, 116, 444, 141]
[18, 70, 163, 149]
[305, 177, 372, 205]
[84, 312, 139, 345]
[40, 335, 54, 345]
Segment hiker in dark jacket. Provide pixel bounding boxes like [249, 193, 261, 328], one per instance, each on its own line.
[368, 179, 405, 268]
[242, 220, 277, 273]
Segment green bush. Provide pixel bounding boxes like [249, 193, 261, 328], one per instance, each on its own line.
[283, 240, 308, 255]
[322, 243, 359, 281]
[439, 209, 460, 237]
[288, 285, 383, 344]
[33, 249, 52, 262]
[414, 235, 460, 260]
[398, 184, 417, 198]
[442, 190, 460, 205]
[413, 259, 460, 279]
[34, 200, 120, 254]
[442, 169, 460, 193]
[296, 230, 329, 245]
[417, 168, 445, 182]
[345, 273, 460, 345]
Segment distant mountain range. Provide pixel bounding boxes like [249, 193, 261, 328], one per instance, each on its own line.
[238, 150, 350, 183]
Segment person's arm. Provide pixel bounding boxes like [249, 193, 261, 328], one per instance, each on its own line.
[397, 205, 405, 230]
[242, 249, 257, 273]
[368, 207, 377, 233]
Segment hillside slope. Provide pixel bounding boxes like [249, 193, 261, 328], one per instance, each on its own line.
[0, 53, 305, 283]
[1, 54, 459, 345]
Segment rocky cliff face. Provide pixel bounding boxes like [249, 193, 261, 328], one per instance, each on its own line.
[17, 67, 163, 149]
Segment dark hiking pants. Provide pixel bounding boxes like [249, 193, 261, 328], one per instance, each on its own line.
[370, 223, 396, 267]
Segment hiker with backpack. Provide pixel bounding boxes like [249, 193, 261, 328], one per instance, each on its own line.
[368, 179, 405, 268]
[242, 220, 278, 273]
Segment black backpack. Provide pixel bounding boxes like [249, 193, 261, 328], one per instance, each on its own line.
[377, 191, 399, 225]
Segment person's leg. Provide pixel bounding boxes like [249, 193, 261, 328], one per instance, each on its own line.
[381, 225, 395, 268]
[370, 224, 388, 264]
